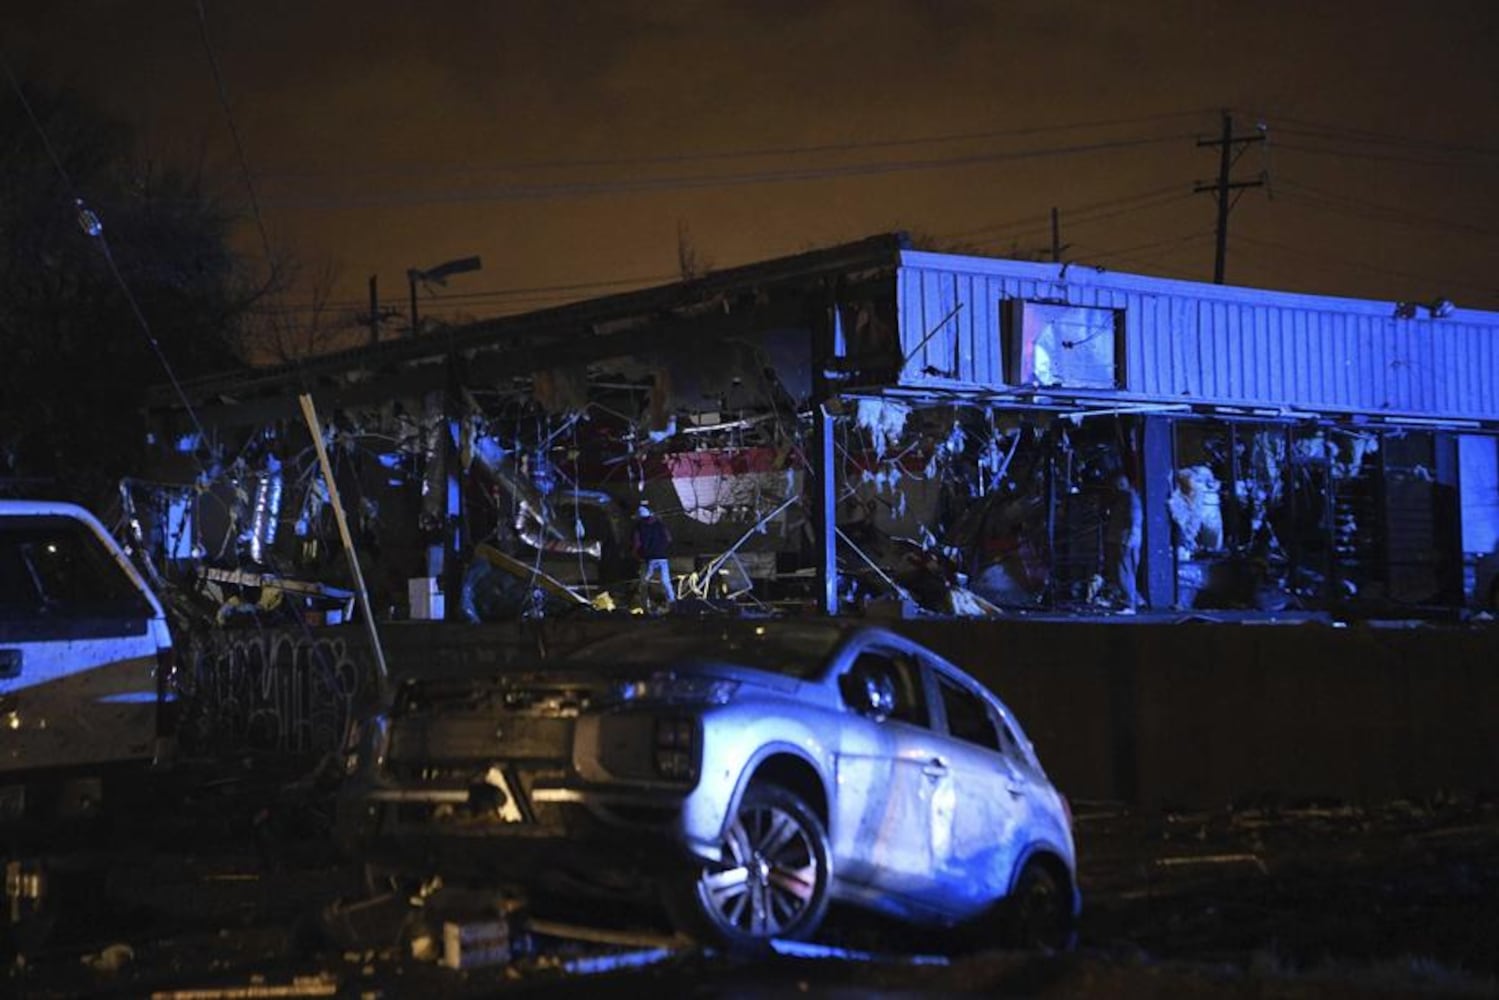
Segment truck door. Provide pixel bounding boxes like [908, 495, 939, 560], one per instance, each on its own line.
[0, 514, 164, 775]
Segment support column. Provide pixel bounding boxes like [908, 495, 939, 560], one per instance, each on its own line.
[813, 402, 839, 616]
[1140, 415, 1176, 610]
[1433, 432, 1465, 606]
[442, 351, 465, 622]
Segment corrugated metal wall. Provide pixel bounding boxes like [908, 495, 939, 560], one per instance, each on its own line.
[896, 252, 1499, 421]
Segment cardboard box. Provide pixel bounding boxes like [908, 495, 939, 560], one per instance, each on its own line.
[442, 917, 509, 970]
[408, 577, 445, 620]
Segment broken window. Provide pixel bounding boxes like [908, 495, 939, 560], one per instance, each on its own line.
[1172, 420, 1296, 611]
[843, 650, 928, 727]
[1005, 301, 1123, 389]
[1381, 429, 1459, 606]
[1168, 420, 1464, 612]
[935, 673, 1002, 753]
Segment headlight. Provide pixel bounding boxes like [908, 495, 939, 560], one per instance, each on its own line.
[612, 673, 739, 706]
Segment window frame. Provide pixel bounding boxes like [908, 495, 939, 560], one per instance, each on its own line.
[838, 645, 932, 729]
[1004, 299, 1125, 390]
[931, 668, 1006, 754]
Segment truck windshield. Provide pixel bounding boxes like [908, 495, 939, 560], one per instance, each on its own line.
[0, 517, 151, 621]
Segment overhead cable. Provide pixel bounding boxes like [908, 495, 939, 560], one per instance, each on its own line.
[196, 0, 275, 265]
[260, 133, 1199, 210]
[256, 107, 1218, 181]
[0, 54, 210, 443]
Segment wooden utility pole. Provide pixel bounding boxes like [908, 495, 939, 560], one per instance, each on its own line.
[367, 275, 380, 346]
[1050, 207, 1070, 263]
[298, 393, 389, 687]
[1195, 111, 1266, 284]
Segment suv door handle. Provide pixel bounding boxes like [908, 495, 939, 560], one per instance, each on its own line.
[0, 649, 20, 680]
[921, 758, 949, 779]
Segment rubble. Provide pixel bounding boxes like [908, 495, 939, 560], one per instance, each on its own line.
[81, 942, 134, 973]
[148, 974, 338, 999]
[7, 757, 1499, 996]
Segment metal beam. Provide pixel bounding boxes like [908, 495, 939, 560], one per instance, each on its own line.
[813, 403, 839, 616]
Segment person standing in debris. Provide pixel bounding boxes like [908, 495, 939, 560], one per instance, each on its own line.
[632, 502, 675, 612]
[1105, 472, 1143, 613]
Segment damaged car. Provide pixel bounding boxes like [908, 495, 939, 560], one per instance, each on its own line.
[336, 621, 1078, 949]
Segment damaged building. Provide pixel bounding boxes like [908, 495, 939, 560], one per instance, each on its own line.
[136, 233, 1499, 635]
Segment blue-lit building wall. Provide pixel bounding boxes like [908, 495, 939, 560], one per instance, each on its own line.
[874, 251, 1499, 611]
[895, 252, 1499, 418]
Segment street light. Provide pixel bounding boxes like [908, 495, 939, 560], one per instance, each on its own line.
[406, 254, 483, 335]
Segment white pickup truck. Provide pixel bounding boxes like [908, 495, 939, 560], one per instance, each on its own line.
[0, 500, 175, 824]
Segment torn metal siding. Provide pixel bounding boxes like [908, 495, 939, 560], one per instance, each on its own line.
[896, 251, 1499, 421]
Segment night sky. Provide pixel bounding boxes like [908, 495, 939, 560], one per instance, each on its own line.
[9, 1, 1499, 342]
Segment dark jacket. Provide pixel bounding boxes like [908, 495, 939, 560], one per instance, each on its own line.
[633, 516, 671, 560]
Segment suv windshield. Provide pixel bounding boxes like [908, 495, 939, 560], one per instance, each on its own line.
[567, 623, 844, 679]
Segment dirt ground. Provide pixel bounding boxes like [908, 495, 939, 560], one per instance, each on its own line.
[5, 764, 1497, 997]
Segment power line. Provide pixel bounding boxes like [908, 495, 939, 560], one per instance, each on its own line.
[266, 186, 1201, 317]
[1276, 180, 1499, 240]
[1253, 113, 1499, 159]
[1272, 140, 1499, 169]
[980, 190, 1197, 248]
[939, 182, 1190, 244]
[259, 132, 1199, 210]
[254, 108, 1217, 182]
[258, 271, 683, 314]
[1078, 235, 1218, 278]
[0, 55, 210, 446]
[1228, 233, 1499, 302]
[195, 0, 274, 265]
[1076, 229, 1218, 266]
[264, 188, 1200, 315]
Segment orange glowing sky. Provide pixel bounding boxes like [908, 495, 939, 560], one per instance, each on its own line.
[10, 1, 1499, 342]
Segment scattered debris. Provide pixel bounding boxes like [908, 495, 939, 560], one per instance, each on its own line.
[81, 942, 134, 972]
[149, 973, 338, 999]
[1155, 853, 1270, 876]
[527, 918, 685, 951]
[768, 938, 950, 966]
[442, 916, 509, 970]
[559, 946, 679, 977]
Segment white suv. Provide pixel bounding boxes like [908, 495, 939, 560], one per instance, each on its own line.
[339, 620, 1078, 949]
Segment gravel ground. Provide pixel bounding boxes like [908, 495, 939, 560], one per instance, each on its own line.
[5, 764, 1497, 997]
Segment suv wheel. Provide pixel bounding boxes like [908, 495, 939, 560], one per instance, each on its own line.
[1002, 859, 1075, 951]
[670, 782, 831, 948]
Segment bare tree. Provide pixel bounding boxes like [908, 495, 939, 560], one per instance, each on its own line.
[677, 220, 712, 281]
[238, 257, 364, 364]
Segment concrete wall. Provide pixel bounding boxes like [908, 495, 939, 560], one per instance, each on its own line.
[200, 617, 1499, 809]
[897, 620, 1499, 808]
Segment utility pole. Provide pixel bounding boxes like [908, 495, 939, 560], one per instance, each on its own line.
[1049, 207, 1070, 263]
[1195, 111, 1266, 284]
[407, 270, 421, 337]
[367, 275, 379, 346]
[357, 275, 399, 347]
